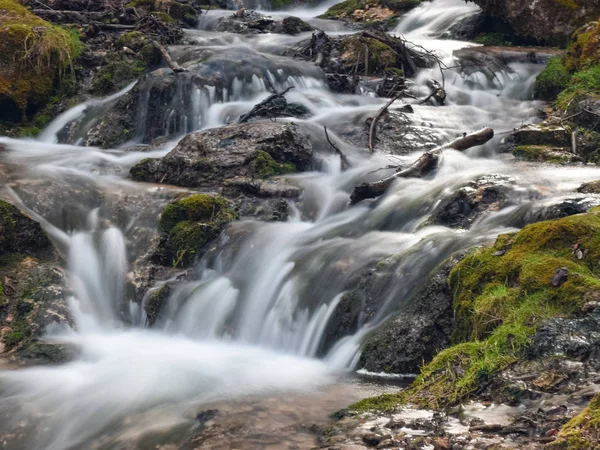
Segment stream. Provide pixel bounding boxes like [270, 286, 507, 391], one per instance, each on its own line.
[1, 0, 600, 448]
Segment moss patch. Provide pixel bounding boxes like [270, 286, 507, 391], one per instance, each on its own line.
[565, 20, 600, 72]
[252, 150, 296, 178]
[534, 57, 572, 101]
[126, 0, 198, 26]
[351, 209, 600, 411]
[512, 145, 579, 164]
[548, 392, 600, 449]
[320, 0, 419, 22]
[0, 0, 82, 121]
[155, 194, 237, 268]
[556, 65, 600, 110]
[340, 36, 396, 75]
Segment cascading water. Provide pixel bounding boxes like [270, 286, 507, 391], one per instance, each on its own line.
[2, 0, 600, 448]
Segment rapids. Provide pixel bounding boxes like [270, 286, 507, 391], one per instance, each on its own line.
[1, 0, 600, 448]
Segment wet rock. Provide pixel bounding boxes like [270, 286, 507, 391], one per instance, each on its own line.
[291, 30, 435, 78]
[153, 194, 238, 268]
[453, 46, 562, 82]
[211, 11, 313, 35]
[467, 0, 600, 44]
[357, 256, 459, 375]
[525, 195, 600, 223]
[512, 145, 581, 164]
[575, 128, 600, 164]
[320, 0, 422, 26]
[334, 109, 441, 155]
[577, 180, 600, 194]
[430, 174, 529, 229]
[0, 200, 51, 257]
[130, 122, 313, 187]
[530, 309, 600, 361]
[0, 200, 70, 364]
[326, 74, 360, 94]
[504, 123, 572, 152]
[445, 12, 484, 41]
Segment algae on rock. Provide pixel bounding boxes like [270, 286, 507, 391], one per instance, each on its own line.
[154, 194, 237, 268]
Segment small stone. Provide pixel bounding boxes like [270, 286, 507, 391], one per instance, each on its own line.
[362, 433, 383, 446]
[551, 267, 568, 287]
[432, 437, 450, 450]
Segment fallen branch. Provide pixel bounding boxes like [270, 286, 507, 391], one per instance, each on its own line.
[152, 40, 186, 73]
[351, 127, 494, 203]
[368, 92, 403, 153]
[238, 86, 295, 123]
[324, 126, 350, 170]
[419, 79, 446, 105]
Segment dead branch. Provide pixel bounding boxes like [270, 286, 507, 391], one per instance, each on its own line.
[419, 79, 446, 105]
[324, 126, 350, 170]
[368, 92, 403, 153]
[152, 39, 186, 73]
[238, 86, 295, 123]
[351, 127, 494, 203]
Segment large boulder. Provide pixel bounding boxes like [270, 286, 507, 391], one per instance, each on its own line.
[320, 0, 422, 25]
[130, 121, 314, 187]
[357, 256, 459, 375]
[467, 0, 600, 44]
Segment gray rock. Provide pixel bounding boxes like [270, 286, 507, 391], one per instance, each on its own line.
[130, 121, 314, 188]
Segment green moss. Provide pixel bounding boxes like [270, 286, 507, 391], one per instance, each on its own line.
[145, 284, 170, 326]
[92, 58, 147, 95]
[473, 33, 511, 46]
[534, 57, 572, 101]
[320, 0, 419, 20]
[156, 194, 237, 267]
[565, 20, 600, 72]
[557, 65, 600, 110]
[252, 150, 296, 179]
[3, 320, 32, 351]
[270, 0, 296, 10]
[152, 11, 176, 23]
[549, 392, 600, 449]
[0, 0, 82, 120]
[339, 36, 396, 75]
[512, 145, 577, 164]
[351, 209, 600, 411]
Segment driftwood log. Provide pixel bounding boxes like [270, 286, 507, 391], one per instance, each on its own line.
[351, 127, 494, 203]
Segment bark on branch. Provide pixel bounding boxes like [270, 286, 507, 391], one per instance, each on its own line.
[368, 92, 403, 153]
[238, 86, 295, 123]
[351, 127, 494, 203]
[152, 40, 186, 73]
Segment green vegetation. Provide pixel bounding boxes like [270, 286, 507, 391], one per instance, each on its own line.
[320, 0, 420, 21]
[91, 58, 147, 96]
[534, 57, 572, 101]
[340, 36, 396, 75]
[126, 0, 197, 26]
[473, 33, 510, 46]
[252, 151, 296, 178]
[565, 20, 600, 72]
[548, 392, 600, 449]
[557, 65, 600, 109]
[350, 209, 600, 411]
[156, 194, 237, 267]
[512, 145, 578, 163]
[0, 0, 82, 120]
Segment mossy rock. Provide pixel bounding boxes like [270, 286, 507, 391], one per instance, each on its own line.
[350, 208, 600, 411]
[0, 200, 51, 257]
[340, 36, 396, 75]
[91, 57, 147, 96]
[154, 194, 237, 268]
[578, 180, 600, 194]
[548, 392, 600, 449]
[320, 0, 419, 23]
[126, 0, 198, 26]
[0, 0, 82, 121]
[512, 145, 580, 164]
[565, 20, 600, 72]
[534, 56, 572, 101]
[252, 150, 296, 178]
[145, 284, 171, 326]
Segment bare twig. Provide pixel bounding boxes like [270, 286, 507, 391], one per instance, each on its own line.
[324, 126, 350, 170]
[368, 92, 403, 153]
[152, 39, 186, 73]
[351, 128, 494, 203]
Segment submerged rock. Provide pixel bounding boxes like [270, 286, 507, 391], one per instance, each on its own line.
[130, 121, 313, 187]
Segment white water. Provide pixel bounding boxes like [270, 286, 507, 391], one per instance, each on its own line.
[1, 0, 600, 448]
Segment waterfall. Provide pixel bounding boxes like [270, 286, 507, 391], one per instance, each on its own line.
[1, 0, 598, 448]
